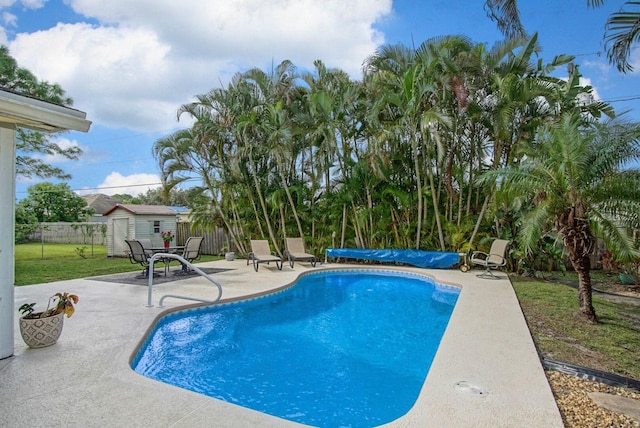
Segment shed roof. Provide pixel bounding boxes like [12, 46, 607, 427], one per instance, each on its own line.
[103, 204, 178, 216]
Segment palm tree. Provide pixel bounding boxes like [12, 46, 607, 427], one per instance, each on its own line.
[489, 112, 640, 321]
[237, 62, 306, 253]
[603, 1, 640, 72]
[484, 1, 640, 73]
[260, 101, 306, 239]
[484, 0, 526, 40]
[365, 43, 452, 250]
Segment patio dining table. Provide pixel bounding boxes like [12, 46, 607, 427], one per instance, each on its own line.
[149, 246, 185, 275]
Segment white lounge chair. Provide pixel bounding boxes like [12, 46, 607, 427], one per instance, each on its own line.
[248, 239, 283, 272]
[285, 237, 317, 268]
[470, 239, 509, 279]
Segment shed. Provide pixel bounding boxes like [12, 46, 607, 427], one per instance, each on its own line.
[104, 204, 178, 257]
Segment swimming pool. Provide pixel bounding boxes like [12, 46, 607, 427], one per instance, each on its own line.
[131, 269, 459, 427]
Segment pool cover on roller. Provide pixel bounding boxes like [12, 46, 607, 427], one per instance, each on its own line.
[325, 248, 460, 269]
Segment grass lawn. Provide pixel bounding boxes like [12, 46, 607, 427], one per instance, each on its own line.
[15, 243, 219, 286]
[511, 274, 640, 380]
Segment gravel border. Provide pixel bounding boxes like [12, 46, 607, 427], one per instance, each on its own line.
[547, 371, 640, 427]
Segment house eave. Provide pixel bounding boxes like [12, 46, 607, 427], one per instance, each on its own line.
[0, 89, 91, 133]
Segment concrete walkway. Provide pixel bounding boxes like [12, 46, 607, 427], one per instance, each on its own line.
[0, 260, 563, 427]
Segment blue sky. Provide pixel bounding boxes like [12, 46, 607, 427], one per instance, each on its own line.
[7, 0, 640, 199]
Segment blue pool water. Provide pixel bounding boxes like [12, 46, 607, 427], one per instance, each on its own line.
[131, 270, 459, 427]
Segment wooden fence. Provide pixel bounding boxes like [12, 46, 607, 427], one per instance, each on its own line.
[176, 223, 236, 256]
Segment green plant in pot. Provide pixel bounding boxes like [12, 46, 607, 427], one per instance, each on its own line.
[18, 292, 79, 348]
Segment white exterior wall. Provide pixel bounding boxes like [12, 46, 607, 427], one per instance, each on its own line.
[134, 216, 176, 247]
[107, 211, 177, 256]
[106, 210, 135, 256]
[0, 127, 16, 359]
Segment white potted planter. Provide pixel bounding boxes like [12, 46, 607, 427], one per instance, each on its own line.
[19, 312, 65, 348]
[225, 252, 235, 261]
[18, 292, 78, 349]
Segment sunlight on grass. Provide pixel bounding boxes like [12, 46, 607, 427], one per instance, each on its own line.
[512, 277, 640, 379]
[15, 243, 218, 286]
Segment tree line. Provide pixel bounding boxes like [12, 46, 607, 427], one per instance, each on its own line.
[15, 184, 195, 243]
[153, 33, 640, 321]
[6, 25, 640, 322]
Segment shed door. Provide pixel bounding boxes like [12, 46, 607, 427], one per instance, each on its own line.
[113, 218, 129, 257]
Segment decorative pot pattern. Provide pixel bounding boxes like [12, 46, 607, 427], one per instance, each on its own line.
[19, 312, 64, 348]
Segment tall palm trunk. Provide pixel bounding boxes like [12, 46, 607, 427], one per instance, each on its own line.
[352, 202, 365, 248]
[277, 168, 305, 238]
[340, 204, 347, 248]
[558, 207, 597, 322]
[469, 194, 490, 248]
[426, 161, 446, 251]
[575, 262, 596, 321]
[202, 176, 246, 254]
[245, 185, 266, 239]
[249, 152, 282, 255]
[228, 198, 248, 254]
[412, 138, 423, 249]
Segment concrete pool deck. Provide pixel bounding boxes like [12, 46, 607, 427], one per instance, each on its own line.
[0, 259, 563, 427]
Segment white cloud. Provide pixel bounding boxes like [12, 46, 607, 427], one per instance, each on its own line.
[15, 174, 39, 185]
[583, 59, 611, 76]
[0, 0, 47, 11]
[79, 171, 161, 196]
[558, 76, 602, 103]
[580, 77, 601, 101]
[7, 0, 391, 133]
[3, 12, 16, 26]
[628, 46, 640, 73]
[34, 136, 85, 164]
[21, 0, 46, 8]
[10, 23, 178, 131]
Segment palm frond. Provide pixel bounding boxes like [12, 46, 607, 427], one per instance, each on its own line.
[604, 2, 640, 73]
[485, 0, 526, 39]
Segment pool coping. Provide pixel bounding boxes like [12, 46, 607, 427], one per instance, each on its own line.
[2, 260, 563, 427]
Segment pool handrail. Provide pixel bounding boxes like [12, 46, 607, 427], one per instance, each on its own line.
[146, 253, 223, 308]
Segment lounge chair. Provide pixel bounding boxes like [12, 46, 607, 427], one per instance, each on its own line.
[248, 239, 283, 272]
[470, 239, 510, 279]
[285, 237, 317, 268]
[125, 239, 158, 278]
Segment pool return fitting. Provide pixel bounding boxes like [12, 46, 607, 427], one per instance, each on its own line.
[145, 253, 223, 308]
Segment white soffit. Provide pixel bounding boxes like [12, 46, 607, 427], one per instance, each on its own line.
[0, 89, 91, 133]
